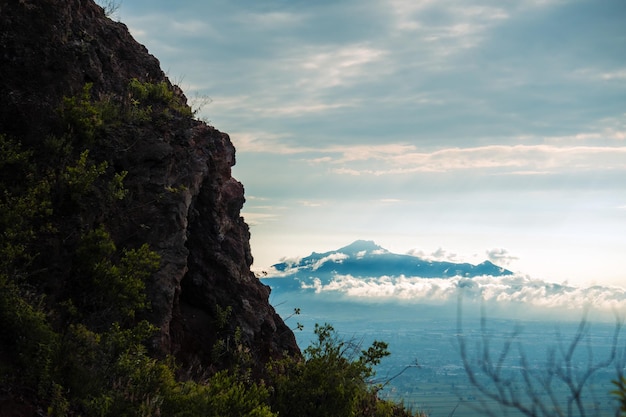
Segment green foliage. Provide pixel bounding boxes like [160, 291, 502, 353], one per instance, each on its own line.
[0, 135, 53, 272]
[60, 83, 106, 144]
[613, 376, 626, 416]
[69, 321, 275, 417]
[128, 78, 174, 104]
[128, 78, 193, 120]
[70, 226, 160, 327]
[268, 323, 417, 417]
[0, 134, 32, 170]
[60, 149, 128, 206]
[215, 303, 233, 330]
[164, 371, 276, 417]
[303, 323, 389, 379]
[63, 149, 108, 196]
[109, 170, 129, 200]
[210, 304, 255, 376]
[60, 80, 193, 146]
[0, 275, 58, 393]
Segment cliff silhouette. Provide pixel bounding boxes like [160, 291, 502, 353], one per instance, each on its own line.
[0, 0, 298, 412]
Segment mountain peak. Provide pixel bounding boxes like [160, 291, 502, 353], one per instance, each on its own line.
[337, 240, 385, 254]
[269, 240, 513, 279]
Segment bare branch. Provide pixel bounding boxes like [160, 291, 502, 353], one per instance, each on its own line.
[457, 298, 623, 417]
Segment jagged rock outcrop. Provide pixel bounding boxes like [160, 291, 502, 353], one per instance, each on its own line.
[0, 0, 298, 375]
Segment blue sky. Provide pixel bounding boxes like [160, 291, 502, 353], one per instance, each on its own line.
[113, 0, 626, 287]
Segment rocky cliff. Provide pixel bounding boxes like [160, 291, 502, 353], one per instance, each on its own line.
[0, 0, 298, 377]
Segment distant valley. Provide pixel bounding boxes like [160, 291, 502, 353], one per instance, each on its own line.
[260, 240, 624, 416]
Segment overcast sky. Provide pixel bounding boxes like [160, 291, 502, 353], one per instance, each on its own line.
[114, 0, 626, 287]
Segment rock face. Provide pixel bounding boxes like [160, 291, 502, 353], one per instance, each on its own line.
[0, 0, 298, 372]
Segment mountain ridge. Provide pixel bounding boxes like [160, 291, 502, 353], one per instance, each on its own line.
[270, 240, 512, 280]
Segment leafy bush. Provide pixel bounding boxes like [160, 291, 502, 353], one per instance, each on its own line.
[268, 323, 420, 417]
[69, 226, 160, 328]
[127, 78, 193, 120]
[0, 135, 53, 271]
[60, 80, 193, 145]
[0, 275, 58, 394]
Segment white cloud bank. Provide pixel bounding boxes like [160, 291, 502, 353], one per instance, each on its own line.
[299, 273, 626, 315]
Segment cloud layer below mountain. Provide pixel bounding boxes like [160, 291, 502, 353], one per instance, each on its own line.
[292, 273, 626, 319]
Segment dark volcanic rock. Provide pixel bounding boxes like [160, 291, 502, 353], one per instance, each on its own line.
[0, 0, 298, 375]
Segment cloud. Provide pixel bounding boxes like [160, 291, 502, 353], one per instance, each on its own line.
[486, 248, 519, 266]
[268, 253, 350, 276]
[276, 256, 303, 268]
[235, 133, 626, 177]
[299, 273, 626, 314]
[230, 131, 307, 154]
[407, 247, 461, 263]
[601, 70, 626, 81]
[295, 44, 387, 90]
[299, 200, 326, 208]
[235, 11, 308, 30]
[310, 253, 349, 271]
[322, 144, 626, 175]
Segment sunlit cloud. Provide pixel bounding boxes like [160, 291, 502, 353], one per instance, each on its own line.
[310, 253, 349, 271]
[601, 70, 626, 81]
[298, 274, 626, 314]
[486, 248, 519, 266]
[230, 131, 309, 154]
[296, 44, 387, 89]
[299, 200, 326, 207]
[407, 247, 462, 263]
[236, 134, 626, 175]
[214, 95, 359, 118]
[325, 144, 626, 175]
[388, 0, 510, 59]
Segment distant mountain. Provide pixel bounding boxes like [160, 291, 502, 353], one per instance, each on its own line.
[266, 240, 512, 291]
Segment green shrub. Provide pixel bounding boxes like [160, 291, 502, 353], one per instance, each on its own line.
[0, 275, 58, 395]
[128, 78, 193, 119]
[62, 149, 107, 197]
[59, 83, 105, 144]
[128, 78, 174, 104]
[163, 371, 276, 417]
[268, 323, 415, 417]
[0, 135, 53, 272]
[60, 80, 193, 146]
[70, 226, 160, 327]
